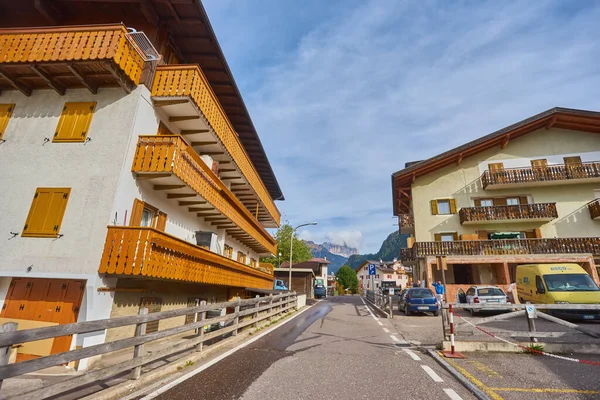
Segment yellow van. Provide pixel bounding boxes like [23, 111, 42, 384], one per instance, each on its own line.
[516, 263, 600, 320]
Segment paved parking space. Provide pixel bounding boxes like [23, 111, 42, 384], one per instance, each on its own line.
[443, 352, 600, 400]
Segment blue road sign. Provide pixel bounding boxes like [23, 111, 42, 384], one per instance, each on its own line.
[368, 264, 376, 276]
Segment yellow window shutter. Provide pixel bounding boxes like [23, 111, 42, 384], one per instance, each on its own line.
[156, 212, 167, 231]
[130, 199, 145, 226]
[22, 188, 71, 237]
[449, 198, 457, 214]
[0, 104, 15, 140]
[54, 102, 96, 142]
[452, 232, 459, 241]
[434, 233, 442, 242]
[430, 200, 439, 215]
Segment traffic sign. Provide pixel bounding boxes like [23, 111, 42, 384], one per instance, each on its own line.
[526, 304, 537, 319]
[368, 264, 376, 276]
[389, 288, 395, 295]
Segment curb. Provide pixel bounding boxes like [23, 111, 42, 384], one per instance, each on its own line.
[427, 349, 491, 400]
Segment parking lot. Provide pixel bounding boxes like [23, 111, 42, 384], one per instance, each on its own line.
[386, 300, 600, 399]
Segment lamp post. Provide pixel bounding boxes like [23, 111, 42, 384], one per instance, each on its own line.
[289, 222, 317, 291]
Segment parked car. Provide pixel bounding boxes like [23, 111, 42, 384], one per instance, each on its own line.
[398, 288, 439, 316]
[314, 284, 326, 299]
[274, 279, 288, 291]
[464, 285, 508, 315]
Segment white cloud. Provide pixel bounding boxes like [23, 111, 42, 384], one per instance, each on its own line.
[325, 231, 363, 249]
[205, 1, 600, 252]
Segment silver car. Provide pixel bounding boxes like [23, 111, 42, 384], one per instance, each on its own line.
[464, 285, 508, 315]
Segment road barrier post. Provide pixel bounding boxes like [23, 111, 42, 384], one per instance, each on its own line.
[388, 293, 393, 319]
[441, 304, 465, 359]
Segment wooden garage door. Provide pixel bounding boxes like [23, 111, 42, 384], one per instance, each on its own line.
[0, 278, 85, 359]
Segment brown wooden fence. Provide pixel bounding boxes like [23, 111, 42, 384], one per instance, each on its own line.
[0, 292, 297, 400]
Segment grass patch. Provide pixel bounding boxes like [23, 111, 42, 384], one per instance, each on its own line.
[525, 344, 544, 355]
[177, 360, 195, 371]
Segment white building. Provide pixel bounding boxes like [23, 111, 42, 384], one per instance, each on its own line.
[355, 259, 410, 291]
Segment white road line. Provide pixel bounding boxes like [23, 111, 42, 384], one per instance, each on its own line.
[421, 365, 444, 382]
[382, 328, 390, 333]
[390, 335, 399, 342]
[443, 388, 463, 400]
[139, 304, 314, 400]
[403, 348, 421, 361]
[377, 321, 383, 326]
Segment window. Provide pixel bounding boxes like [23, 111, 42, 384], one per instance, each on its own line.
[250, 258, 257, 268]
[0, 103, 15, 140]
[53, 102, 96, 142]
[431, 199, 457, 215]
[434, 232, 459, 242]
[376, 274, 380, 279]
[224, 245, 233, 258]
[237, 251, 246, 264]
[479, 199, 493, 207]
[488, 163, 504, 172]
[130, 199, 166, 230]
[506, 198, 520, 206]
[22, 188, 71, 238]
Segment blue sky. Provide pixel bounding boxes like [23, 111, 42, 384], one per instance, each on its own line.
[204, 0, 600, 253]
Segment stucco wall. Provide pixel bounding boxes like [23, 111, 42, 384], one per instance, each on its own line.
[412, 128, 600, 242]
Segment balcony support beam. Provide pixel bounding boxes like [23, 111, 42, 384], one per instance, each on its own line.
[167, 193, 196, 199]
[154, 99, 189, 107]
[135, 173, 171, 180]
[179, 201, 206, 206]
[66, 63, 98, 94]
[182, 130, 210, 135]
[191, 141, 218, 146]
[189, 207, 213, 212]
[31, 64, 65, 95]
[170, 116, 200, 122]
[34, 0, 63, 25]
[154, 185, 186, 191]
[0, 68, 32, 97]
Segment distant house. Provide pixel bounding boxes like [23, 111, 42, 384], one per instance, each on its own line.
[277, 258, 331, 298]
[355, 259, 410, 291]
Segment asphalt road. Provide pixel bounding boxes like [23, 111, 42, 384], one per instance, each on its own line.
[151, 296, 474, 400]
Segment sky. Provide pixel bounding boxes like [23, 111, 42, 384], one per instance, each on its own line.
[203, 0, 600, 253]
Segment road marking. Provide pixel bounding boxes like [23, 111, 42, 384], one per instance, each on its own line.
[139, 304, 314, 400]
[421, 365, 444, 382]
[444, 357, 503, 400]
[443, 388, 463, 400]
[489, 387, 600, 394]
[377, 321, 383, 326]
[382, 328, 390, 333]
[390, 335, 399, 342]
[467, 360, 503, 378]
[403, 348, 421, 361]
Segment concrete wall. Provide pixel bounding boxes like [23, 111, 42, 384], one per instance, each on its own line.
[412, 128, 600, 242]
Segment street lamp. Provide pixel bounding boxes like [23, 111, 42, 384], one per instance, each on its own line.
[289, 222, 317, 291]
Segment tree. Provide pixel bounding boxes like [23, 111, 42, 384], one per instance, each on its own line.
[336, 265, 359, 294]
[260, 224, 312, 266]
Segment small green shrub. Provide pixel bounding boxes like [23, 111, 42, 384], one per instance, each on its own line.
[525, 344, 544, 355]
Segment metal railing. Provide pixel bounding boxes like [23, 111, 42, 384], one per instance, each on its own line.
[588, 199, 600, 220]
[459, 203, 558, 224]
[365, 290, 393, 318]
[399, 214, 414, 231]
[0, 292, 297, 400]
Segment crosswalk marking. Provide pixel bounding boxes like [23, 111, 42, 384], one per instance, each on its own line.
[421, 365, 444, 382]
[443, 388, 463, 400]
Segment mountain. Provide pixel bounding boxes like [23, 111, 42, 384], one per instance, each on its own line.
[305, 241, 351, 274]
[345, 231, 409, 269]
[320, 242, 359, 258]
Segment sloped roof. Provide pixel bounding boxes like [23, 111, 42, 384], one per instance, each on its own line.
[392, 107, 600, 215]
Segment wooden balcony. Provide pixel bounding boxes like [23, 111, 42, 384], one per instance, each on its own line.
[589, 199, 600, 220]
[0, 25, 144, 95]
[132, 135, 277, 255]
[400, 248, 415, 265]
[99, 227, 273, 289]
[151, 65, 280, 227]
[482, 162, 600, 190]
[405, 237, 600, 258]
[399, 214, 414, 234]
[459, 203, 558, 225]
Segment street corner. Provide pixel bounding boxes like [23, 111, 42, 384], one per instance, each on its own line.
[440, 351, 600, 400]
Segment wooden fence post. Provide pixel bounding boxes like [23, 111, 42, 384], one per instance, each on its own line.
[233, 299, 241, 336]
[131, 308, 147, 380]
[0, 322, 18, 390]
[268, 295, 274, 322]
[253, 295, 260, 328]
[196, 300, 207, 352]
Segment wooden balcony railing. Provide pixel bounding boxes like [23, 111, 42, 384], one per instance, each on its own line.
[132, 135, 277, 254]
[459, 203, 558, 224]
[589, 199, 600, 220]
[399, 214, 414, 230]
[400, 248, 415, 263]
[0, 25, 144, 93]
[482, 162, 600, 189]
[99, 227, 273, 289]
[152, 65, 280, 225]
[259, 262, 275, 275]
[404, 237, 600, 258]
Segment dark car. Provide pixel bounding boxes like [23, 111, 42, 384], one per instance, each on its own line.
[314, 284, 326, 299]
[398, 288, 439, 316]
